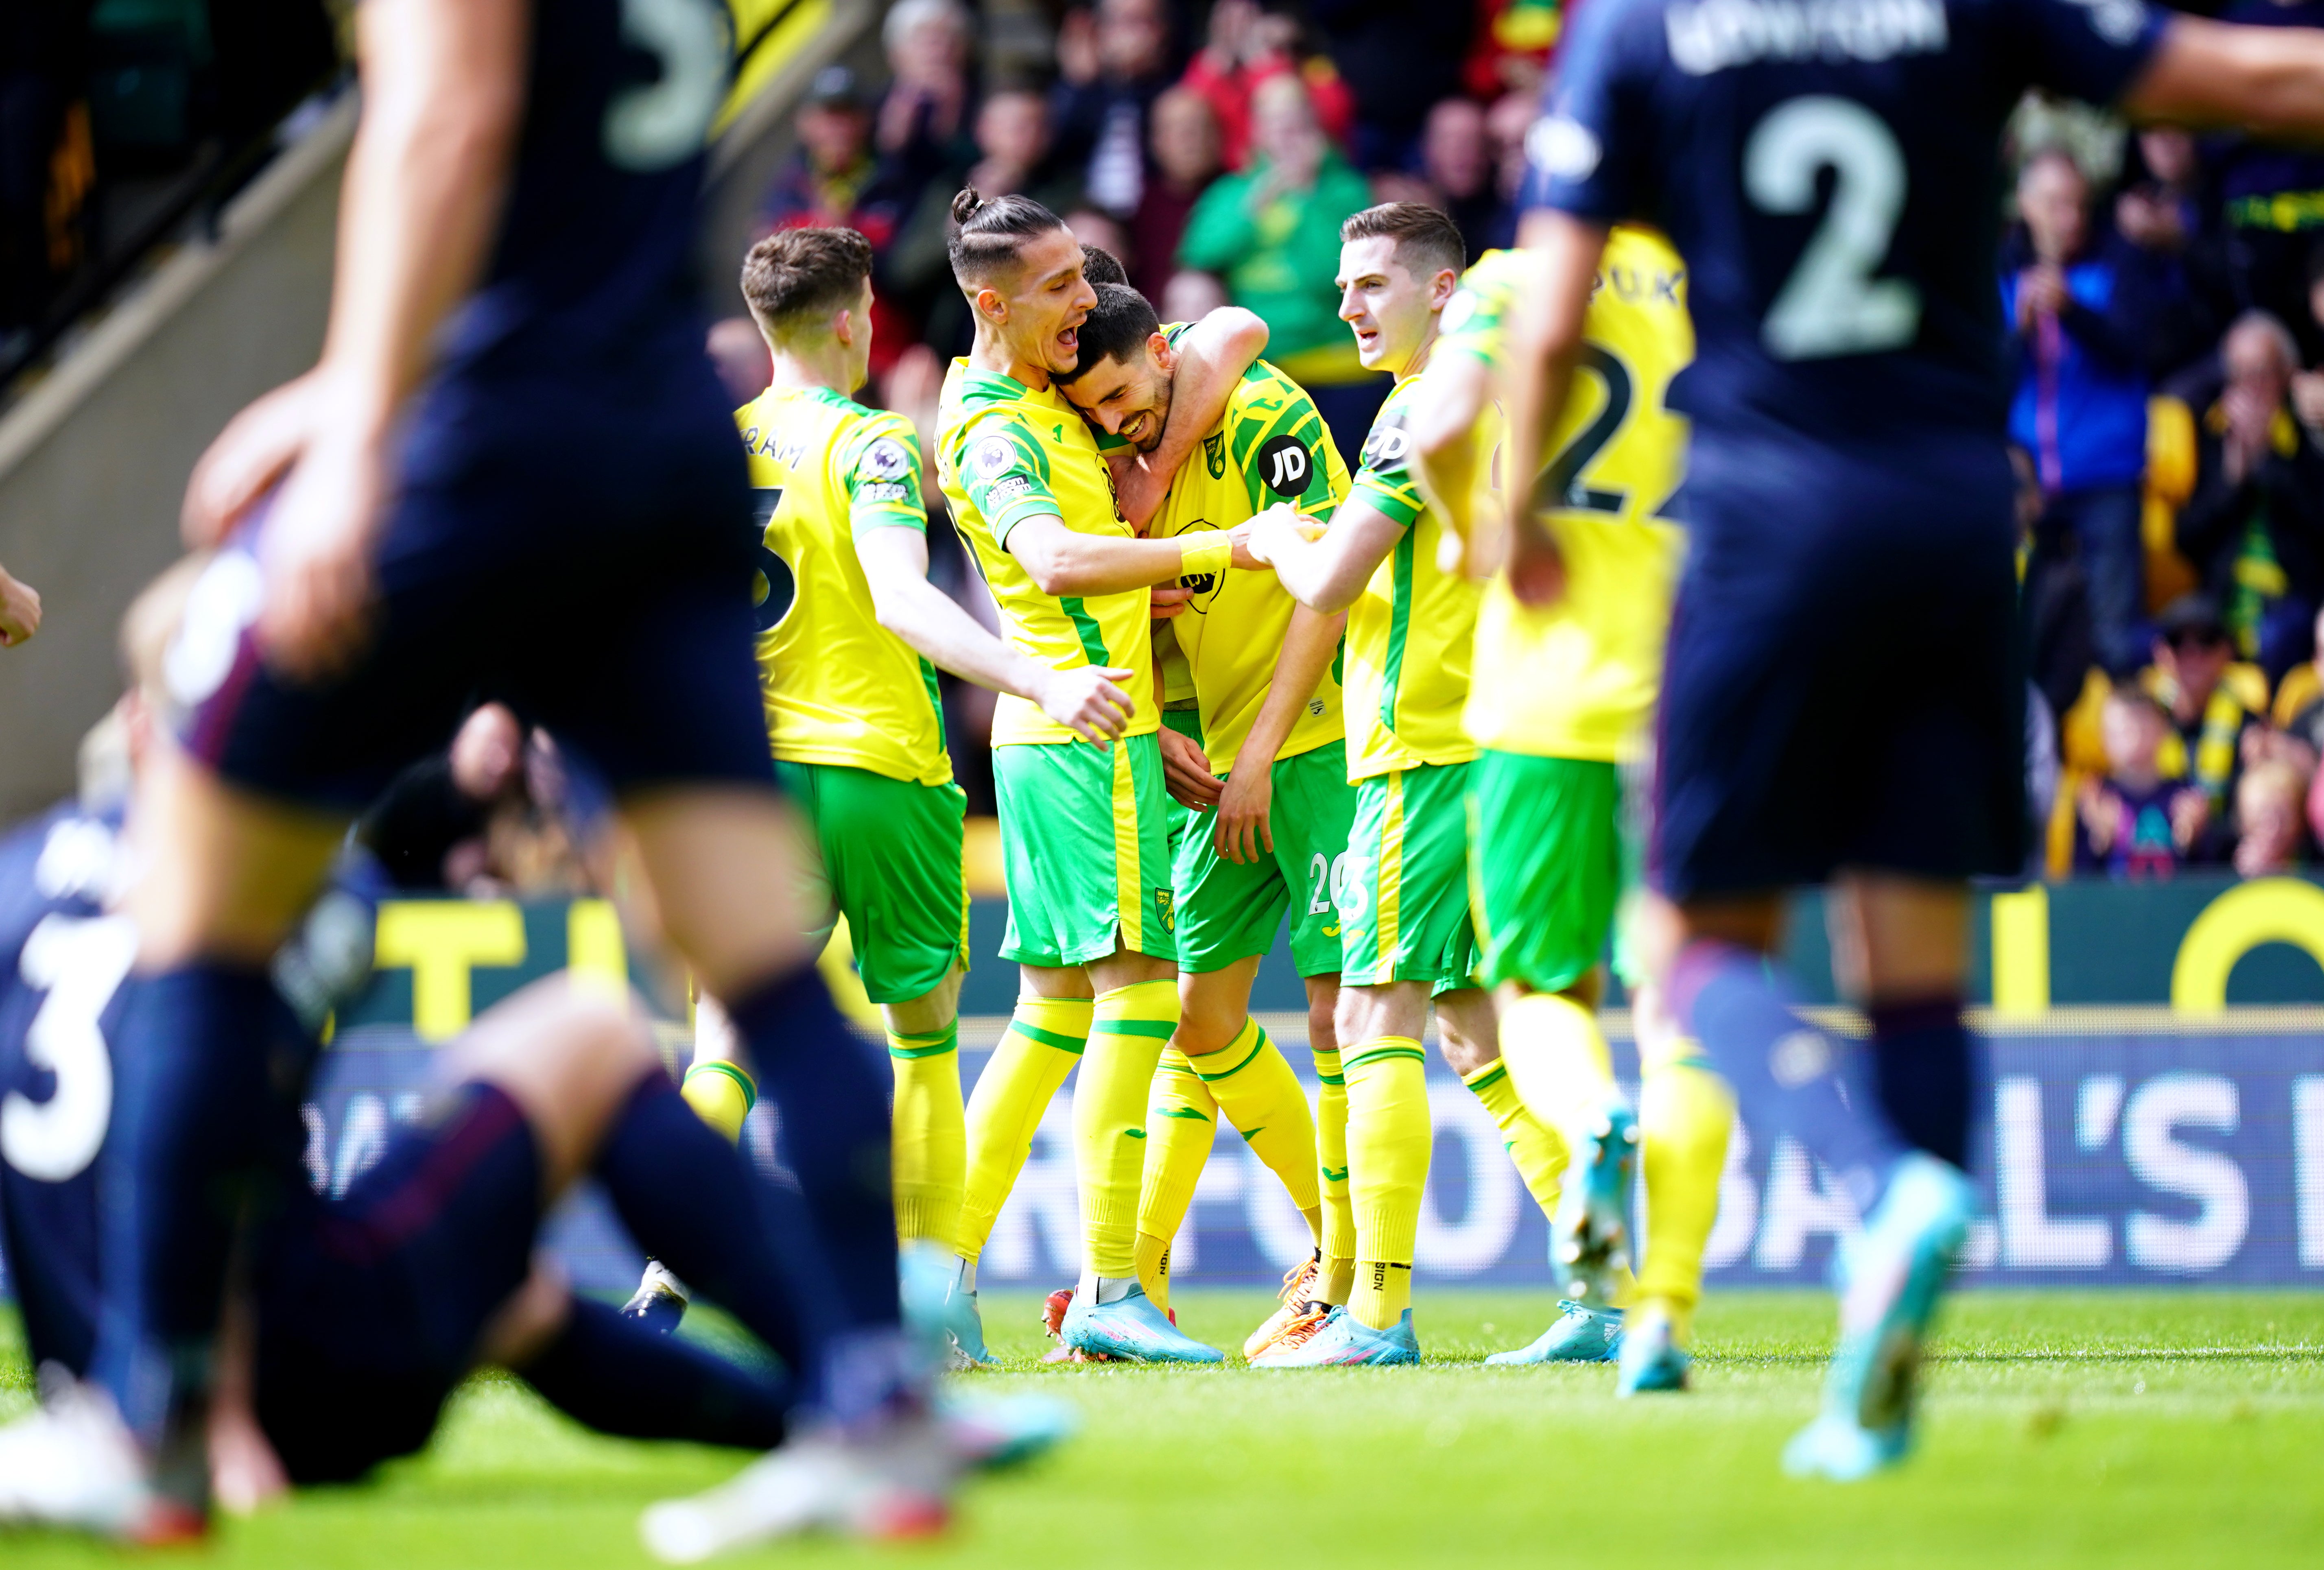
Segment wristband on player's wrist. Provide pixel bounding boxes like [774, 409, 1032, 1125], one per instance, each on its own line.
[1178, 531, 1232, 578]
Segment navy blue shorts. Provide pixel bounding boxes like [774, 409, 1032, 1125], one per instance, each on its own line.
[1650, 428, 2028, 898]
[252, 1082, 540, 1484]
[170, 368, 773, 810]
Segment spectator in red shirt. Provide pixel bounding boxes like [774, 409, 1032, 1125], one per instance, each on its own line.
[1181, 0, 1356, 171]
[756, 67, 915, 377]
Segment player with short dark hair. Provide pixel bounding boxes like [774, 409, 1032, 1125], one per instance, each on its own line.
[1509, 0, 2324, 1478]
[1053, 280, 1358, 1356]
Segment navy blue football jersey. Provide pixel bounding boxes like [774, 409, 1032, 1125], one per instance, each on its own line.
[0, 806, 135, 1377]
[435, 0, 733, 381]
[1526, 0, 2167, 441]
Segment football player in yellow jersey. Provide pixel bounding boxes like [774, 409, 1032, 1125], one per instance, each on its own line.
[1053, 282, 1358, 1354]
[1243, 202, 1496, 1364]
[935, 189, 1269, 1364]
[1410, 232, 1733, 1394]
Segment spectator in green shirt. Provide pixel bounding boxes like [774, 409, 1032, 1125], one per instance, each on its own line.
[1177, 74, 1383, 463]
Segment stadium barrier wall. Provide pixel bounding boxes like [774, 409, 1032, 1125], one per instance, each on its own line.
[6, 880, 2320, 1303]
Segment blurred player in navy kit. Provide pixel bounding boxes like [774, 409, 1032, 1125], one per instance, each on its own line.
[0, 0, 992, 1544]
[1507, 0, 2324, 1480]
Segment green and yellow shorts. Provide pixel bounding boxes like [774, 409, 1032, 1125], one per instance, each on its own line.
[993, 731, 1176, 968]
[778, 760, 968, 1005]
[1174, 738, 1358, 978]
[1337, 761, 1478, 994]
[1465, 750, 1623, 994]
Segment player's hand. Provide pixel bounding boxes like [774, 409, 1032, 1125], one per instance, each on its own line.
[1159, 723, 1223, 810]
[0, 564, 40, 647]
[182, 372, 320, 547]
[1037, 664, 1136, 745]
[1506, 517, 1568, 607]
[1244, 504, 1317, 568]
[2018, 263, 2069, 324]
[2170, 787, 2210, 852]
[1213, 752, 1274, 863]
[1151, 583, 1197, 620]
[254, 425, 388, 679]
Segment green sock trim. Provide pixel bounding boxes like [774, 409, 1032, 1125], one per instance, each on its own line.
[684, 1060, 758, 1111]
[1463, 1061, 1509, 1093]
[1343, 1043, 1427, 1071]
[1315, 1071, 1346, 1085]
[887, 1022, 960, 1059]
[1125, 1127, 1147, 1139]
[1321, 1165, 1348, 1182]
[1192, 1024, 1268, 1082]
[1094, 1017, 1178, 1040]
[1670, 1052, 1718, 1072]
[1008, 1020, 1087, 1055]
[1154, 1105, 1214, 1122]
[1236, 1125, 1264, 1141]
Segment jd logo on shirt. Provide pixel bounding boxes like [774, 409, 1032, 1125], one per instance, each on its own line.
[1258, 434, 1313, 498]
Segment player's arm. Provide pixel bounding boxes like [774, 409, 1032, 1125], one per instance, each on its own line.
[1114, 308, 1270, 531]
[2122, 15, 2324, 134]
[858, 528, 1134, 744]
[1409, 353, 1496, 578]
[1007, 512, 1260, 595]
[1500, 213, 1610, 607]
[0, 561, 39, 646]
[1246, 498, 1405, 614]
[1214, 603, 1345, 863]
[181, 0, 528, 674]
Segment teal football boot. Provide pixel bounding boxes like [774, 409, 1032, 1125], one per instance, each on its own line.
[1252, 1307, 1420, 1367]
[899, 1240, 996, 1370]
[1485, 1301, 1623, 1365]
[938, 1393, 1080, 1471]
[1783, 1153, 1975, 1480]
[1550, 1101, 1639, 1306]
[1616, 1304, 1691, 1395]
[1059, 1283, 1223, 1364]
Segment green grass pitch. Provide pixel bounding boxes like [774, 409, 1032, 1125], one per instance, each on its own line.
[4, 1288, 2322, 1568]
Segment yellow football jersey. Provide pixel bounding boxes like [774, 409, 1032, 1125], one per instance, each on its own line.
[1454, 229, 1692, 761]
[1339, 369, 1487, 780]
[937, 363, 1158, 746]
[736, 382, 948, 786]
[1147, 343, 1353, 769]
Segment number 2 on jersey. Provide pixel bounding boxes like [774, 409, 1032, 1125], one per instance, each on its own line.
[1745, 96, 1921, 361]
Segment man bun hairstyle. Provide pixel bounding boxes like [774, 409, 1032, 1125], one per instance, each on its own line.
[1054, 282, 1163, 386]
[1341, 200, 1467, 280]
[948, 188, 1069, 282]
[1080, 243, 1129, 286]
[740, 226, 874, 328]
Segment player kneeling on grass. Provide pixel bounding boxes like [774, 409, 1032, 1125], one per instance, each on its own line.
[1052, 281, 1359, 1359]
[622, 225, 1135, 1370]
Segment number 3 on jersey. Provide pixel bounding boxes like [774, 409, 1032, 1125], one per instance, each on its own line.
[1745, 96, 1921, 361]
[749, 486, 796, 633]
[4, 914, 136, 1183]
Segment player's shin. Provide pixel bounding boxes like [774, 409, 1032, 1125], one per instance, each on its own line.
[1668, 941, 1909, 1210]
[1868, 996, 1982, 1170]
[957, 997, 1089, 1268]
[888, 1022, 966, 1248]
[94, 966, 313, 1509]
[520, 1297, 791, 1450]
[1198, 1019, 1322, 1240]
[1460, 1058, 1567, 1221]
[1497, 988, 1621, 1151]
[1634, 1033, 1734, 1343]
[1077, 979, 1179, 1292]
[1312, 1044, 1354, 1305]
[1341, 1037, 1430, 1332]
[1135, 1050, 1218, 1312]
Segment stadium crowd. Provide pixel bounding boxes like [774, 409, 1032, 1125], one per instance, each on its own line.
[694, 0, 2324, 885]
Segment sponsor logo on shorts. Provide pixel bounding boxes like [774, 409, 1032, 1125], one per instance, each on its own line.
[1155, 887, 1176, 933]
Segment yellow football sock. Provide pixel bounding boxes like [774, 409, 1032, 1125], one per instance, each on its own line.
[957, 996, 1088, 1266]
[1461, 1058, 1568, 1222]
[1498, 989, 1618, 1149]
[1134, 1048, 1217, 1313]
[1343, 1036, 1430, 1331]
[1197, 1018, 1323, 1240]
[887, 1021, 965, 1247]
[1079, 979, 1180, 1280]
[681, 1060, 755, 1144]
[1313, 1044, 1354, 1305]
[1635, 1033, 1734, 1344]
